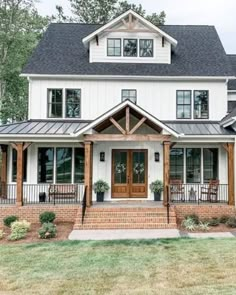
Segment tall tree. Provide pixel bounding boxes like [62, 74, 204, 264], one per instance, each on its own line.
[69, 0, 166, 25]
[0, 0, 48, 123]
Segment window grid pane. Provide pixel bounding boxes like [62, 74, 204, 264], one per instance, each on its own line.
[186, 148, 201, 183]
[203, 148, 218, 183]
[74, 148, 85, 183]
[123, 39, 137, 57]
[170, 148, 184, 181]
[122, 89, 137, 103]
[176, 91, 191, 119]
[194, 90, 209, 119]
[66, 89, 81, 118]
[107, 39, 121, 56]
[48, 89, 63, 118]
[140, 39, 153, 57]
[56, 148, 72, 183]
[38, 148, 54, 183]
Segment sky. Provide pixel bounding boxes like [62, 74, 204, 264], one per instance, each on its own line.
[35, 0, 236, 54]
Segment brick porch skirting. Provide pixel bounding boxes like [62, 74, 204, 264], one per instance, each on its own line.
[0, 205, 80, 224]
[173, 205, 236, 222]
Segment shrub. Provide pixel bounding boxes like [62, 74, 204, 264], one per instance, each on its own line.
[9, 220, 31, 241]
[38, 223, 57, 239]
[185, 214, 199, 225]
[93, 180, 110, 193]
[226, 217, 236, 228]
[3, 215, 18, 227]
[220, 215, 230, 224]
[0, 230, 5, 240]
[39, 211, 56, 224]
[149, 180, 163, 193]
[198, 221, 210, 232]
[181, 217, 197, 231]
[208, 217, 220, 227]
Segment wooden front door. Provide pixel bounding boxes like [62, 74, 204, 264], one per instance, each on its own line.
[112, 149, 148, 198]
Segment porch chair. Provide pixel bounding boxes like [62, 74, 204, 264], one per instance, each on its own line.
[169, 179, 185, 202]
[48, 184, 78, 204]
[200, 179, 219, 203]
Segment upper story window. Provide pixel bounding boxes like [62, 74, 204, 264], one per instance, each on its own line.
[48, 89, 63, 118]
[66, 89, 81, 118]
[47, 89, 81, 119]
[123, 39, 137, 57]
[107, 39, 121, 56]
[140, 39, 153, 57]
[122, 89, 137, 104]
[176, 90, 191, 119]
[194, 90, 209, 119]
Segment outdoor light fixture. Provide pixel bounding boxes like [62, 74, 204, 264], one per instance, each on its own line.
[100, 152, 105, 162]
[154, 152, 160, 162]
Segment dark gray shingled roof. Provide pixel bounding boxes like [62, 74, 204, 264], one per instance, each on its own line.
[228, 55, 236, 90]
[163, 121, 235, 135]
[22, 23, 233, 77]
[0, 119, 234, 136]
[0, 120, 91, 135]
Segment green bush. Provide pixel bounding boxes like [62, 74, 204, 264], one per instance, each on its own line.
[38, 223, 57, 239]
[198, 221, 210, 232]
[181, 217, 197, 231]
[9, 220, 31, 241]
[0, 230, 5, 240]
[208, 217, 220, 227]
[93, 180, 110, 193]
[3, 215, 18, 227]
[220, 215, 230, 224]
[185, 214, 200, 225]
[226, 217, 236, 228]
[39, 211, 56, 224]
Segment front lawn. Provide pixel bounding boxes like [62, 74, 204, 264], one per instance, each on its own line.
[0, 239, 236, 294]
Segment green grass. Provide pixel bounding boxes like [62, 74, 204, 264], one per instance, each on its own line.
[1, 239, 236, 294]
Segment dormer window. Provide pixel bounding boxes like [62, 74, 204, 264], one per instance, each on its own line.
[140, 39, 153, 57]
[123, 39, 137, 57]
[107, 39, 121, 56]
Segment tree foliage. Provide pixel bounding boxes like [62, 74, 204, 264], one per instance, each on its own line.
[69, 0, 166, 26]
[0, 0, 49, 123]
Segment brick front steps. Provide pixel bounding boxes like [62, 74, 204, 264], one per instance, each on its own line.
[74, 207, 177, 230]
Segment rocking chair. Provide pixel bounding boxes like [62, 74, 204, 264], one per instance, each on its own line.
[169, 179, 185, 202]
[200, 179, 219, 202]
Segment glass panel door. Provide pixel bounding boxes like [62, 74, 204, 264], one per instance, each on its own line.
[132, 151, 145, 184]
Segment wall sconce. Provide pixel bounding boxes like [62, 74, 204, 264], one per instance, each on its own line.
[154, 152, 160, 162]
[100, 152, 105, 162]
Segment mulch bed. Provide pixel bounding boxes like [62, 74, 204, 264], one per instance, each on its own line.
[178, 223, 236, 233]
[0, 222, 73, 244]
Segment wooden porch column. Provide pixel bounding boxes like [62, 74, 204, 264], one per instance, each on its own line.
[163, 141, 171, 206]
[0, 145, 8, 198]
[16, 143, 24, 207]
[228, 143, 235, 206]
[84, 141, 93, 207]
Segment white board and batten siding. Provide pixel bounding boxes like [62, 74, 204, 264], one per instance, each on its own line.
[29, 79, 228, 122]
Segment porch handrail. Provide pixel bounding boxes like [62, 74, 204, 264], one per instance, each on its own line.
[81, 186, 87, 225]
[167, 185, 170, 224]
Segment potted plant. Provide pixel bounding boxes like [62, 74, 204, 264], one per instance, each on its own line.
[150, 180, 163, 201]
[93, 180, 110, 202]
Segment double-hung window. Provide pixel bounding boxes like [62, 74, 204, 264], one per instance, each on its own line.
[194, 90, 209, 119]
[121, 89, 137, 104]
[38, 148, 54, 183]
[48, 89, 63, 118]
[107, 39, 121, 56]
[176, 91, 191, 119]
[170, 148, 184, 181]
[203, 148, 218, 183]
[66, 89, 81, 118]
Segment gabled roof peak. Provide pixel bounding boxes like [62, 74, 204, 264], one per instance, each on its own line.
[82, 9, 178, 47]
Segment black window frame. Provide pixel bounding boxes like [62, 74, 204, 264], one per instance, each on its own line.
[123, 39, 138, 57]
[139, 39, 154, 57]
[194, 90, 209, 119]
[121, 89, 137, 104]
[37, 147, 54, 184]
[12, 149, 28, 183]
[74, 148, 85, 184]
[203, 148, 218, 183]
[56, 147, 73, 184]
[65, 88, 81, 118]
[47, 88, 63, 118]
[170, 148, 184, 181]
[186, 148, 201, 184]
[107, 38, 121, 57]
[176, 90, 192, 119]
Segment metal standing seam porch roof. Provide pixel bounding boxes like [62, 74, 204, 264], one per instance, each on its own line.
[0, 120, 234, 137]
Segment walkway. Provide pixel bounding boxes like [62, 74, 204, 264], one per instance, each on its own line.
[69, 229, 235, 240]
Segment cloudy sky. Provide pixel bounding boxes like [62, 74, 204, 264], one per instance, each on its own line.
[35, 0, 236, 53]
